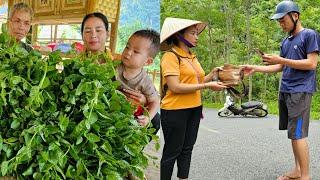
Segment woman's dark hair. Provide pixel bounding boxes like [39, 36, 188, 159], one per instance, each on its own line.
[166, 28, 186, 46]
[81, 12, 109, 35]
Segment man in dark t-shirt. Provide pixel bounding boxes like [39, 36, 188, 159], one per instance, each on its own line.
[7, 3, 33, 52]
[243, 1, 318, 180]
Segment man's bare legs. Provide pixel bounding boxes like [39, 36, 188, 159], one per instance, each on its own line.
[282, 138, 310, 179]
[292, 138, 310, 180]
[277, 138, 310, 180]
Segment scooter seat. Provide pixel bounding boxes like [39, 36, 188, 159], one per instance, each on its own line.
[241, 101, 263, 109]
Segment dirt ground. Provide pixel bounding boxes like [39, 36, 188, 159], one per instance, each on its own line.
[143, 139, 161, 180]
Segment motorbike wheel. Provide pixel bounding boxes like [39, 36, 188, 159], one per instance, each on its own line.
[251, 108, 268, 117]
[218, 110, 233, 117]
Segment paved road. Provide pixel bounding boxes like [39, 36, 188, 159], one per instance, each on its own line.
[184, 108, 320, 180]
[151, 108, 320, 180]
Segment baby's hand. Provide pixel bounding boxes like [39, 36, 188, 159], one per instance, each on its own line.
[123, 89, 147, 105]
[136, 115, 149, 127]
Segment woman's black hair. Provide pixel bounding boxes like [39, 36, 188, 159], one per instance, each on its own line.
[166, 28, 186, 46]
[81, 12, 109, 35]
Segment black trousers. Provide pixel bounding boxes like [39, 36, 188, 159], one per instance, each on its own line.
[160, 106, 202, 180]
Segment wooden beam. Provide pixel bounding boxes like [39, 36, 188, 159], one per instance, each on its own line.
[54, 24, 58, 43]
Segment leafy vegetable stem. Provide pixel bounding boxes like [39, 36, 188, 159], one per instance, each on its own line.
[88, 81, 100, 125]
[83, 160, 93, 177]
[39, 62, 48, 89]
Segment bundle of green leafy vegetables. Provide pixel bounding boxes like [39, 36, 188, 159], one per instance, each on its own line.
[0, 30, 158, 179]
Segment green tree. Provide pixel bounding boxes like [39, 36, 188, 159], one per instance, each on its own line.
[161, 0, 320, 119]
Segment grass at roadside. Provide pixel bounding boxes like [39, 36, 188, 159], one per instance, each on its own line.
[203, 100, 319, 121]
[265, 100, 320, 120]
[202, 101, 223, 109]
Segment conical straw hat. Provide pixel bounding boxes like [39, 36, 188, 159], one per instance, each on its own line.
[160, 17, 207, 51]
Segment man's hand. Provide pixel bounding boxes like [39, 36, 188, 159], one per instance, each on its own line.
[262, 54, 283, 65]
[241, 65, 256, 76]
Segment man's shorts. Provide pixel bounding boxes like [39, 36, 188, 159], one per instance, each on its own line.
[279, 92, 312, 140]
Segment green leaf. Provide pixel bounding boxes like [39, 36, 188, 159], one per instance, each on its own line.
[45, 125, 60, 135]
[84, 111, 98, 129]
[56, 165, 66, 179]
[105, 171, 123, 180]
[101, 141, 112, 155]
[40, 151, 49, 161]
[58, 114, 69, 132]
[131, 166, 144, 180]
[33, 172, 42, 179]
[1, 86, 7, 106]
[1, 161, 9, 176]
[22, 165, 33, 176]
[155, 141, 160, 151]
[0, 135, 3, 151]
[2, 144, 12, 158]
[75, 81, 85, 96]
[11, 76, 21, 85]
[16, 146, 32, 163]
[66, 165, 76, 178]
[85, 133, 100, 143]
[30, 49, 42, 58]
[10, 119, 20, 129]
[76, 136, 83, 145]
[58, 154, 67, 168]
[23, 133, 31, 144]
[79, 67, 86, 75]
[76, 160, 84, 176]
[96, 110, 112, 120]
[48, 150, 59, 164]
[5, 137, 18, 143]
[124, 144, 139, 157]
[69, 146, 80, 160]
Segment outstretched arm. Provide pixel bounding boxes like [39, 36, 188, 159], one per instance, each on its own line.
[242, 63, 283, 76]
[165, 75, 226, 93]
[262, 53, 318, 70]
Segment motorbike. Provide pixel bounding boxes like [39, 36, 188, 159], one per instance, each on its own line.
[218, 93, 268, 117]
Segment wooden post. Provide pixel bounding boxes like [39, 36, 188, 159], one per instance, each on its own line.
[31, 24, 38, 44]
[50, 25, 53, 42]
[109, 0, 121, 53]
[54, 24, 58, 43]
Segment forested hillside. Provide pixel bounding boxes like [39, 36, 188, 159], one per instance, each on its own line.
[161, 0, 320, 119]
[116, 0, 160, 70]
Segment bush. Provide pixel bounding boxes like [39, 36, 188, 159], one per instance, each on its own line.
[0, 32, 157, 179]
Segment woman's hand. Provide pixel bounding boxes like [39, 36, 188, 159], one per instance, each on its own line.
[205, 81, 227, 91]
[122, 89, 147, 105]
[205, 66, 223, 82]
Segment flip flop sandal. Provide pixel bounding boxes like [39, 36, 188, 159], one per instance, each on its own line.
[277, 175, 301, 180]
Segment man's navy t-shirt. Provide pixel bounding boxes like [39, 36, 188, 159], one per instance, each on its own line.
[280, 28, 319, 93]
